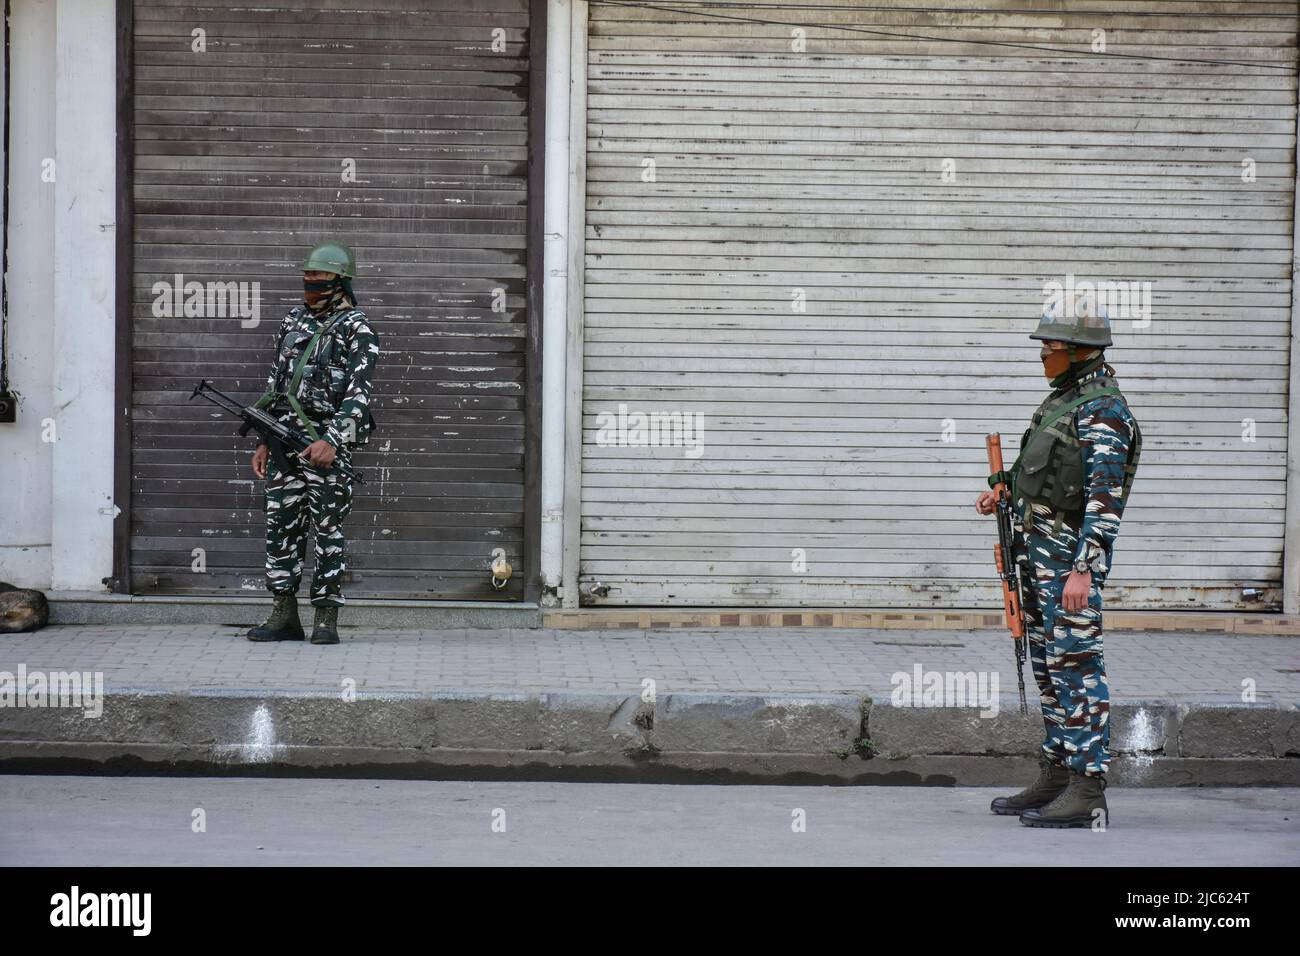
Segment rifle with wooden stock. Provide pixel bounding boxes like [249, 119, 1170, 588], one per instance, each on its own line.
[986, 433, 1027, 715]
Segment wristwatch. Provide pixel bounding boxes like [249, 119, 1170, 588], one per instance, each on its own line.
[1073, 557, 1091, 574]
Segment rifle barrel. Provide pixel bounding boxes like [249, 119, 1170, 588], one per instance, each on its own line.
[192, 382, 250, 416]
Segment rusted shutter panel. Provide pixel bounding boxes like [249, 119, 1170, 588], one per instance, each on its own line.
[580, 0, 1298, 609]
[130, 0, 532, 599]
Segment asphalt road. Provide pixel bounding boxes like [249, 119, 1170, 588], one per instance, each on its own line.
[0, 776, 1295, 866]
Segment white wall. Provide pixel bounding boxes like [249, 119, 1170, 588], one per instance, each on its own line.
[0, 0, 56, 587]
[0, 0, 116, 592]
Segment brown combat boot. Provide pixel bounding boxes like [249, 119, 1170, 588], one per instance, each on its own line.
[310, 605, 340, 645]
[1020, 771, 1108, 829]
[990, 757, 1070, 816]
[246, 593, 305, 642]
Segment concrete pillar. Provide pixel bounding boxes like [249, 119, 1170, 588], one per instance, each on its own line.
[49, 0, 118, 591]
[0, 0, 57, 588]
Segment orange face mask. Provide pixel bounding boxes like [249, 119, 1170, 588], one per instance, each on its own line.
[1041, 348, 1073, 379]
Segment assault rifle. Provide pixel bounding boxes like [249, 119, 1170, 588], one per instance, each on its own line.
[190, 380, 364, 484]
[985, 433, 1027, 715]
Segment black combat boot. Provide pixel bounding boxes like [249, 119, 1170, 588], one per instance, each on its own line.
[1020, 771, 1108, 828]
[246, 593, 305, 642]
[989, 757, 1070, 816]
[310, 605, 340, 645]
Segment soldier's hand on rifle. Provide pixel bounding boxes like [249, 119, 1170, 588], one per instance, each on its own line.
[975, 490, 996, 515]
[1063, 569, 1091, 613]
[251, 443, 269, 479]
[301, 439, 337, 469]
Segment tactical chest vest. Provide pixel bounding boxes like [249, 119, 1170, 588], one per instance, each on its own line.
[1010, 373, 1142, 528]
[256, 308, 373, 444]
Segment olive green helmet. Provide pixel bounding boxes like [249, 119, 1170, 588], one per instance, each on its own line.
[300, 241, 356, 278]
[1030, 292, 1112, 348]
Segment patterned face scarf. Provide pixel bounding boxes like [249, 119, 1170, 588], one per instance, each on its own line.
[303, 274, 350, 317]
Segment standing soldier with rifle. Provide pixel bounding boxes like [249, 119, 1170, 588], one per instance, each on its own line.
[975, 296, 1141, 828]
[245, 241, 379, 645]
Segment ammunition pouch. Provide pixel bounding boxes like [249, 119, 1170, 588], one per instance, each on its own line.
[1015, 426, 1086, 515]
[298, 336, 349, 419]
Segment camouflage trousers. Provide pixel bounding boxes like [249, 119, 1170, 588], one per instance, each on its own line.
[263, 445, 354, 608]
[1018, 536, 1110, 777]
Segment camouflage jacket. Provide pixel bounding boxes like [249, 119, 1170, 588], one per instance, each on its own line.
[1014, 361, 1139, 577]
[263, 305, 379, 449]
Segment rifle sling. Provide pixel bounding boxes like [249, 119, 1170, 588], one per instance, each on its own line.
[255, 313, 349, 442]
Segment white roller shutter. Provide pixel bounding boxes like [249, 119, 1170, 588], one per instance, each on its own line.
[578, 0, 1299, 609]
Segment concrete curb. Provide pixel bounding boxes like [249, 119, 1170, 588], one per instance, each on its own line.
[1, 689, 1294, 786]
[868, 700, 1300, 761]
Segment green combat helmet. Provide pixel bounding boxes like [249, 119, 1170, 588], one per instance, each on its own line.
[300, 241, 356, 278]
[1030, 291, 1112, 348]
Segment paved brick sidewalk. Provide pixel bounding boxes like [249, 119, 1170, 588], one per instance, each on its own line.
[0, 624, 1295, 703]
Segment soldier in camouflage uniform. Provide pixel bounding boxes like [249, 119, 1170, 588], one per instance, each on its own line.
[976, 295, 1141, 828]
[247, 241, 379, 645]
